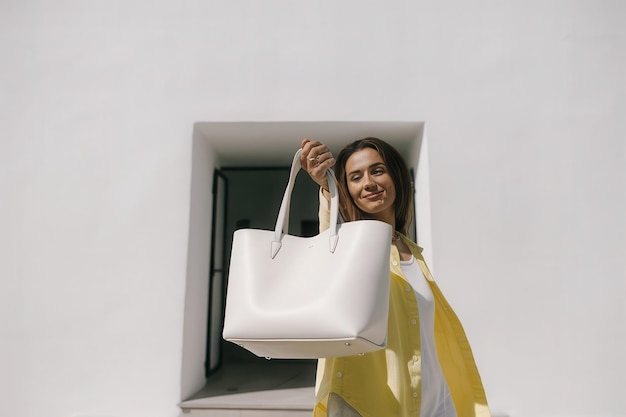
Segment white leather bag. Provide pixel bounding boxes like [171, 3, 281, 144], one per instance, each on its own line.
[222, 148, 392, 359]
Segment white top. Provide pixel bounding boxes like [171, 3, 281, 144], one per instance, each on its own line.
[400, 255, 457, 417]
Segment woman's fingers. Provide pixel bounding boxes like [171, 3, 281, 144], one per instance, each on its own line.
[300, 139, 335, 188]
[302, 139, 334, 167]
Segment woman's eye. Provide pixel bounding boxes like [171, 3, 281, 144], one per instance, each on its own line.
[351, 176, 361, 182]
[372, 168, 384, 175]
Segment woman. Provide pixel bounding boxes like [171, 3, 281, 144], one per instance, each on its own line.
[300, 138, 490, 417]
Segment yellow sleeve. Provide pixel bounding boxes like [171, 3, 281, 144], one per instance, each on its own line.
[318, 188, 330, 233]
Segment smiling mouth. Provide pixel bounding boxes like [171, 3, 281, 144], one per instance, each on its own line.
[364, 191, 383, 200]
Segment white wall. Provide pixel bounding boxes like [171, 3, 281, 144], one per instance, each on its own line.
[0, 1, 624, 417]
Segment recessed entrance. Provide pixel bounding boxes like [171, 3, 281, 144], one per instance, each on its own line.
[180, 121, 429, 413]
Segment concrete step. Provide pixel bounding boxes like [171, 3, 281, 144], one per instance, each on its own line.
[180, 387, 313, 416]
[179, 361, 316, 417]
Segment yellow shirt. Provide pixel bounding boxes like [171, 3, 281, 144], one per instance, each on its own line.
[314, 197, 490, 417]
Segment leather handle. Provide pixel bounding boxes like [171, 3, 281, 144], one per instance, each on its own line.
[271, 149, 339, 258]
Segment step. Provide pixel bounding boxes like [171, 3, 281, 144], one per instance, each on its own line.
[179, 361, 316, 417]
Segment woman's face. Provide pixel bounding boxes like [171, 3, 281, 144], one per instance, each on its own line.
[344, 147, 396, 224]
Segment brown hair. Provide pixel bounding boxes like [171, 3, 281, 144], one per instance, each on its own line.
[334, 137, 414, 235]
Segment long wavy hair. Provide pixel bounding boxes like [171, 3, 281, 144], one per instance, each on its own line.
[334, 137, 414, 235]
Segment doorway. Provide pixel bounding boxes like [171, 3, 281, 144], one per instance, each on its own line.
[200, 166, 320, 398]
[180, 121, 428, 406]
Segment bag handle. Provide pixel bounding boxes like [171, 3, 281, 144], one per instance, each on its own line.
[271, 148, 340, 258]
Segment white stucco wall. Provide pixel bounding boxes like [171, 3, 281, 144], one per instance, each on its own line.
[1, 1, 624, 417]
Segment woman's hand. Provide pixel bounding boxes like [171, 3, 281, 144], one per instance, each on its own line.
[300, 138, 336, 191]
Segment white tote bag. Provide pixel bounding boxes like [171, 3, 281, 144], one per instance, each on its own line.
[222, 148, 391, 359]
